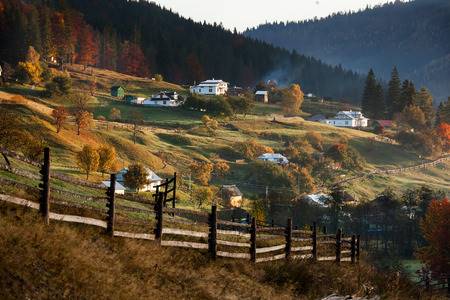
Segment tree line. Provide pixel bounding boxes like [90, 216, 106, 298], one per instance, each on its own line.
[0, 0, 365, 101]
[362, 67, 450, 156]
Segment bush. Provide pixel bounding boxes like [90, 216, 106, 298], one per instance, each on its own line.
[325, 143, 364, 169]
[305, 131, 323, 151]
[154, 74, 163, 81]
[396, 130, 440, 156]
[156, 133, 192, 146]
[184, 94, 233, 117]
[234, 139, 273, 160]
[44, 75, 72, 97]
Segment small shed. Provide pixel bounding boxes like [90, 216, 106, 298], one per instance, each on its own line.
[220, 185, 243, 208]
[255, 90, 269, 103]
[101, 180, 126, 195]
[111, 86, 125, 98]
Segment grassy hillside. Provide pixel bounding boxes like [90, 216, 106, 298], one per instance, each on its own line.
[0, 66, 448, 207]
[0, 204, 426, 300]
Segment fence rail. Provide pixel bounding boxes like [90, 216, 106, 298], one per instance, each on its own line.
[0, 147, 362, 268]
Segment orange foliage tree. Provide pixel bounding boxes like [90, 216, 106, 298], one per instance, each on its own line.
[419, 198, 450, 279]
[436, 122, 450, 150]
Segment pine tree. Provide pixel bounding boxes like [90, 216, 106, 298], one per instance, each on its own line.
[362, 69, 377, 118]
[400, 80, 416, 110]
[40, 7, 54, 60]
[27, 6, 42, 54]
[413, 87, 434, 127]
[362, 69, 385, 119]
[387, 66, 402, 118]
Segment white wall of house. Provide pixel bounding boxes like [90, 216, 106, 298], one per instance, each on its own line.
[142, 99, 180, 107]
[190, 80, 228, 95]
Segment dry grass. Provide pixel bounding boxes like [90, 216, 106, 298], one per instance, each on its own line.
[0, 204, 439, 300]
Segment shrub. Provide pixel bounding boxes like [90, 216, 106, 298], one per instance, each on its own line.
[325, 143, 363, 169]
[156, 133, 192, 146]
[154, 74, 163, 81]
[124, 164, 150, 191]
[305, 131, 323, 151]
[234, 139, 273, 160]
[45, 75, 72, 97]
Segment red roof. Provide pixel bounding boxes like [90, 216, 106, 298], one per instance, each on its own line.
[376, 120, 393, 127]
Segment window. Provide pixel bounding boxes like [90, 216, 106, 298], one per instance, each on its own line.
[163, 101, 166, 105]
[345, 121, 349, 125]
[209, 88, 213, 93]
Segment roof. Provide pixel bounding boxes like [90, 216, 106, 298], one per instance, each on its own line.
[101, 181, 125, 190]
[375, 120, 393, 127]
[258, 153, 287, 159]
[307, 114, 326, 121]
[220, 185, 243, 197]
[335, 110, 367, 120]
[117, 167, 162, 182]
[111, 85, 124, 90]
[255, 90, 268, 95]
[201, 79, 226, 84]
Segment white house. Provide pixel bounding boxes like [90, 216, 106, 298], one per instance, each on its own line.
[101, 180, 126, 195]
[143, 91, 181, 107]
[321, 110, 369, 128]
[255, 90, 269, 103]
[258, 153, 289, 165]
[190, 79, 228, 96]
[116, 167, 163, 192]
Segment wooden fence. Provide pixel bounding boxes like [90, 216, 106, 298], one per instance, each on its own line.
[0, 147, 362, 265]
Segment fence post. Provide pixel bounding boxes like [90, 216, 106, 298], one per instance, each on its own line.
[351, 234, 356, 264]
[285, 218, 292, 260]
[323, 226, 327, 234]
[336, 228, 342, 263]
[312, 222, 317, 261]
[172, 172, 177, 209]
[208, 205, 217, 260]
[106, 173, 116, 236]
[39, 147, 50, 225]
[356, 234, 360, 262]
[447, 275, 450, 296]
[154, 192, 164, 242]
[250, 217, 257, 263]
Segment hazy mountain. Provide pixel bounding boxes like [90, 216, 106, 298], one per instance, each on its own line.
[245, 0, 450, 102]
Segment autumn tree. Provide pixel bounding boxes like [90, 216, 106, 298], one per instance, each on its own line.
[119, 41, 149, 77]
[74, 110, 93, 135]
[282, 83, 304, 116]
[76, 145, 99, 179]
[214, 160, 230, 177]
[193, 186, 214, 208]
[123, 164, 150, 191]
[436, 123, 450, 150]
[77, 24, 98, 69]
[51, 106, 68, 133]
[109, 107, 121, 121]
[130, 111, 144, 144]
[305, 131, 324, 151]
[413, 87, 434, 127]
[419, 198, 450, 280]
[97, 145, 117, 175]
[190, 161, 213, 186]
[201, 115, 219, 135]
[397, 105, 426, 131]
[154, 74, 163, 81]
[17, 46, 43, 84]
[234, 139, 273, 160]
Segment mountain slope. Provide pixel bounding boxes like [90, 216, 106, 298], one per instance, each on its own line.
[0, 0, 364, 102]
[245, 0, 450, 101]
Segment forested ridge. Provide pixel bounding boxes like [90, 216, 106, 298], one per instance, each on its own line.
[245, 0, 450, 102]
[0, 0, 364, 102]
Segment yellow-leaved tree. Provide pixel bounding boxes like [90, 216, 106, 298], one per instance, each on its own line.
[77, 145, 99, 179]
[282, 83, 304, 116]
[18, 46, 43, 85]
